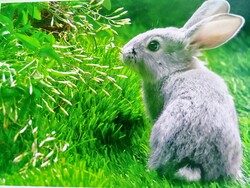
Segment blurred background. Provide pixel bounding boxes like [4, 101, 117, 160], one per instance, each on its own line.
[113, 0, 250, 36]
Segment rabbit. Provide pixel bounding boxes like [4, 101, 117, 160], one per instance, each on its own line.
[122, 0, 245, 182]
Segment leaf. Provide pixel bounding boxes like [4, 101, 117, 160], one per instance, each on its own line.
[0, 15, 13, 30]
[32, 139, 38, 153]
[113, 83, 122, 90]
[1, 30, 10, 36]
[44, 150, 54, 161]
[41, 160, 50, 167]
[39, 137, 56, 148]
[13, 152, 29, 163]
[1, 87, 18, 98]
[39, 45, 62, 64]
[89, 86, 97, 94]
[42, 98, 55, 113]
[113, 7, 124, 14]
[102, 89, 110, 96]
[16, 33, 40, 51]
[60, 106, 69, 116]
[116, 74, 128, 79]
[32, 127, 38, 134]
[21, 10, 28, 25]
[32, 6, 42, 20]
[14, 125, 28, 142]
[61, 143, 69, 152]
[107, 76, 116, 83]
[29, 83, 33, 95]
[103, 0, 111, 10]
[60, 97, 72, 106]
[45, 34, 56, 43]
[47, 69, 77, 77]
[33, 86, 42, 98]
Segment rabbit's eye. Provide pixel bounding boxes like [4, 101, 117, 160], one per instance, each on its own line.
[147, 40, 160, 52]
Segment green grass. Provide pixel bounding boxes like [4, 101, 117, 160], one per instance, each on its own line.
[1, 33, 250, 187]
[0, 2, 250, 188]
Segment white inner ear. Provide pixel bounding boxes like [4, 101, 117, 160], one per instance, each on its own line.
[190, 15, 244, 49]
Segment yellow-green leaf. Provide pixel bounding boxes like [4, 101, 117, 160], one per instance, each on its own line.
[39, 45, 61, 64]
[103, 0, 111, 10]
[16, 33, 41, 51]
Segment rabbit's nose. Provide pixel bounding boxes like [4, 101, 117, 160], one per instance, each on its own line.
[122, 48, 137, 64]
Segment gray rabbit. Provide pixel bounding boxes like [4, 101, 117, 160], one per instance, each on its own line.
[122, 0, 244, 181]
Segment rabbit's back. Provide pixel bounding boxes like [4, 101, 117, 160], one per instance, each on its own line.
[148, 67, 242, 180]
[164, 67, 238, 129]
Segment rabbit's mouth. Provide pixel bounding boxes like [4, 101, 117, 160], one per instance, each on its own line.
[123, 54, 137, 64]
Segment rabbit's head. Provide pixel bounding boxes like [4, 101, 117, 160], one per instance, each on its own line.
[122, 0, 245, 82]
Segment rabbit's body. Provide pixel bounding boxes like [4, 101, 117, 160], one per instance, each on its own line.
[142, 58, 205, 122]
[145, 62, 241, 181]
[122, 0, 244, 181]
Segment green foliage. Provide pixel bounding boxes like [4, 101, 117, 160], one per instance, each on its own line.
[0, 0, 130, 173]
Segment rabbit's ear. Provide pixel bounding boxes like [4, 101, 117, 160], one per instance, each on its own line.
[185, 14, 244, 49]
[183, 0, 230, 29]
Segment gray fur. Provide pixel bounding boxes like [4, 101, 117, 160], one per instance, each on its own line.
[122, 0, 244, 181]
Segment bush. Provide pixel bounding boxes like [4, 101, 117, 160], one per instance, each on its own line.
[0, 0, 131, 173]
